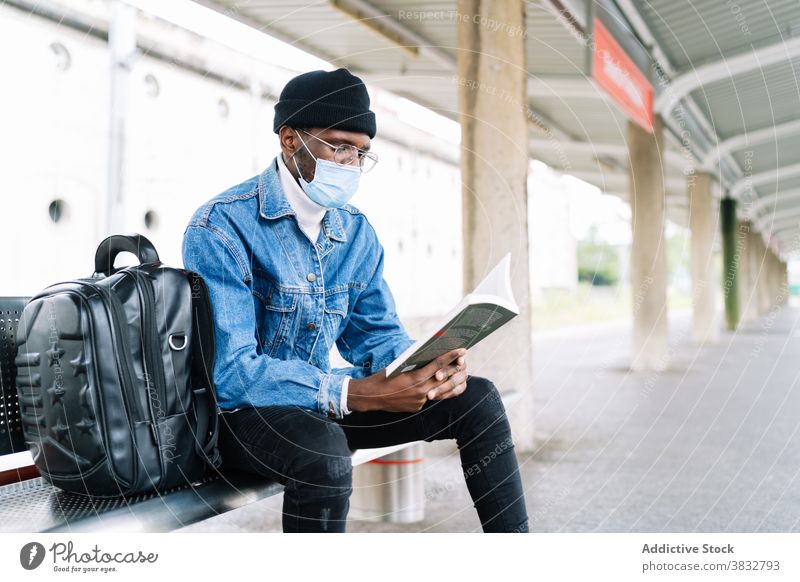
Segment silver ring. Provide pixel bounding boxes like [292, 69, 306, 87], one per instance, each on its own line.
[168, 334, 187, 351]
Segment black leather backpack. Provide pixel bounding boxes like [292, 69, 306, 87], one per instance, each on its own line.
[14, 234, 221, 497]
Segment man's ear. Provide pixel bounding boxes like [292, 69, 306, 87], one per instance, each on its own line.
[279, 125, 299, 158]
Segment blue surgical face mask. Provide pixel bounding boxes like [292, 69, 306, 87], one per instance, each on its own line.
[292, 131, 361, 208]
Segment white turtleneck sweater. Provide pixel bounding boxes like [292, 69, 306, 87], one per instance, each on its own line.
[277, 153, 352, 415]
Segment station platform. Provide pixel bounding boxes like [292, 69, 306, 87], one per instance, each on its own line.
[179, 305, 800, 532]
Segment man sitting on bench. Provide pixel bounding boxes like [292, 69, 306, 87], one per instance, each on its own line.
[182, 68, 529, 533]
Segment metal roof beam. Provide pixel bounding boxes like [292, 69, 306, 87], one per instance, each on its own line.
[730, 163, 800, 199]
[193, 0, 340, 64]
[527, 76, 612, 102]
[772, 230, 800, 252]
[701, 119, 800, 172]
[528, 137, 690, 171]
[755, 209, 800, 232]
[329, 0, 456, 69]
[655, 36, 800, 117]
[614, 0, 675, 77]
[762, 223, 800, 238]
[569, 170, 687, 193]
[752, 188, 800, 215]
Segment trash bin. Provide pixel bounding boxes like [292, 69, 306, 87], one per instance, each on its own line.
[350, 444, 425, 523]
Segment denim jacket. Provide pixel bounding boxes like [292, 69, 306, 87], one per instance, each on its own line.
[182, 156, 415, 418]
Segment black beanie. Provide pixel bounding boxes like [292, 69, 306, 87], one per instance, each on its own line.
[273, 68, 376, 139]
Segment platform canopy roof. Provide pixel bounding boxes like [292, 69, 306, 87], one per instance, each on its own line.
[197, 0, 800, 257]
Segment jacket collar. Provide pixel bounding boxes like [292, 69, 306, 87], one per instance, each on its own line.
[258, 156, 347, 242]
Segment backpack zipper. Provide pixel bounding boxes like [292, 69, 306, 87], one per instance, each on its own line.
[83, 282, 142, 491]
[87, 282, 146, 422]
[127, 269, 168, 469]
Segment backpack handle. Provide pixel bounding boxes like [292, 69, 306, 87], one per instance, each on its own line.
[94, 234, 160, 276]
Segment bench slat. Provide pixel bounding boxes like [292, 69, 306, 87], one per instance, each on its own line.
[0, 471, 283, 533]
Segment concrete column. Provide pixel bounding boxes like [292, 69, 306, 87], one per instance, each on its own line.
[720, 199, 740, 330]
[771, 253, 788, 306]
[770, 253, 779, 306]
[781, 261, 790, 305]
[757, 236, 772, 315]
[768, 252, 782, 307]
[736, 220, 764, 322]
[769, 254, 775, 305]
[747, 230, 764, 319]
[688, 172, 719, 343]
[766, 252, 776, 307]
[456, 0, 534, 450]
[733, 220, 750, 324]
[629, 115, 668, 371]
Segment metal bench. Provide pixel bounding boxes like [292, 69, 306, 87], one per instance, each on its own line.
[0, 296, 420, 532]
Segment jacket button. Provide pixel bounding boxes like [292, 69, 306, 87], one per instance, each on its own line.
[307, 273, 316, 282]
[307, 322, 316, 330]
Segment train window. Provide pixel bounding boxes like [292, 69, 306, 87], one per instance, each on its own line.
[49, 42, 71, 71]
[217, 98, 230, 118]
[144, 209, 159, 230]
[48, 199, 67, 224]
[144, 74, 160, 98]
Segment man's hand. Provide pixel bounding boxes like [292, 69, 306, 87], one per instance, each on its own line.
[426, 352, 467, 401]
[347, 348, 469, 413]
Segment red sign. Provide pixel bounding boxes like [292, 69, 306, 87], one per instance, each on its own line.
[592, 19, 654, 133]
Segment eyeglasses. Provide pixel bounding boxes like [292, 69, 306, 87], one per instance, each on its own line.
[298, 128, 379, 173]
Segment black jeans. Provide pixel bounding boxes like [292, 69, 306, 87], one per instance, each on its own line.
[217, 375, 529, 533]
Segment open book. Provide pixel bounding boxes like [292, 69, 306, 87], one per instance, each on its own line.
[385, 252, 519, 378]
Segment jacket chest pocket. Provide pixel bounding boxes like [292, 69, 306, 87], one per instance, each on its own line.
[323, 288, 350, 342]
[254, 283, 299, 357]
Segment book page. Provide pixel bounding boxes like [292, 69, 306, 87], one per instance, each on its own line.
[472, 252, 515, 307]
